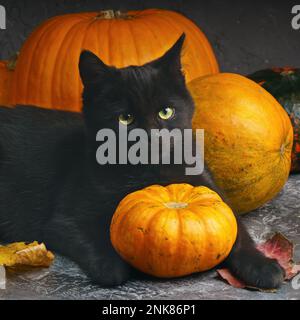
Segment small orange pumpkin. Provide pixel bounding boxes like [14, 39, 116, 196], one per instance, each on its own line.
[110, 184, 237, 278]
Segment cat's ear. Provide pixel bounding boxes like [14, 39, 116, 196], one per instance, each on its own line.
[79, 50, 113, 86]
[151, 33, 185, 74]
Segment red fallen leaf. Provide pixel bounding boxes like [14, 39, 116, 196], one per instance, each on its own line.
[217, 268, 245, 289]
[217, 232, 300, 290]
[256, 233, 299, 280]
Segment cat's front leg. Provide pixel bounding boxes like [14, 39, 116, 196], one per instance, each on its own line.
[44, 217, 132, 287]
[81, 241, 132, 287]
[223, 220, 284, 289]
[179, 167, 285, 289]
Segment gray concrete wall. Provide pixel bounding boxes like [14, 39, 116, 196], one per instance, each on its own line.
[0, 0, 298, 74]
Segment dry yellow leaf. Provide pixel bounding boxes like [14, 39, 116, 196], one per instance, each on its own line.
[0, 241, 54, 267]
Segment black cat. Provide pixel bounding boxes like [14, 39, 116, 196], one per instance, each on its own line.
[0, 35, 284, 288]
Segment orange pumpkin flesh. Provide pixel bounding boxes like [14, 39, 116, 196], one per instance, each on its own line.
[11, 9, 219, 112]
[189, 73, 293, 214]
[0, 60, 14, 106]
[110, 184, 237, 278]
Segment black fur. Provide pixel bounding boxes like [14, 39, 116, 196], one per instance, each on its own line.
[0, 35, 284, 288]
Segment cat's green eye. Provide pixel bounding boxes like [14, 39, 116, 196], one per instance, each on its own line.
[158, 107, 175, 120]
[119, 113, 134, 126]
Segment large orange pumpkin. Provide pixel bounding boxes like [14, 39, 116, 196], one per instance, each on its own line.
[189, 73, 293, 214]
[10, 9, 219, 112]
[110, 184, 237, 278]
[0, 60, 14, 106]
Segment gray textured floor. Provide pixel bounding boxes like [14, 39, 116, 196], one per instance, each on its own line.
[0, 175, 299, 300]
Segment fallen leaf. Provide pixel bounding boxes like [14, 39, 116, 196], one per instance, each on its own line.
[217, 268, 245, 288]
[0, 241, 54, 267]
[217, 232, 300, 291]
[256, 233, 299, 280]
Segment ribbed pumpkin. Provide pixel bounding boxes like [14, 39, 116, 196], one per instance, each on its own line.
[248, 67, 300, 173]
[11, 9, 219, 112]
[110, 184, 237, 278]
[0, 60, 14, 106]
[189, 73, 293, 214]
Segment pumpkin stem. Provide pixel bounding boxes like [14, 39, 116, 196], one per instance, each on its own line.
[6, 52, 19, 71]
[95, 10, 132, 20]
[164, 202, 188, 209]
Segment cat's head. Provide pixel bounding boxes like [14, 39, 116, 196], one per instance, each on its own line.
[79, 34, 195, 139]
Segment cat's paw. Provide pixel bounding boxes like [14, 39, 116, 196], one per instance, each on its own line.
[243, 256, 284, 289]
[86, 255, 131, 287]
[227, 250, 285, 289]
